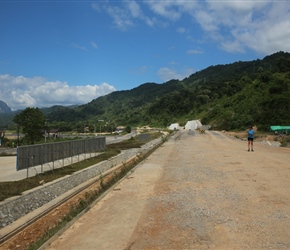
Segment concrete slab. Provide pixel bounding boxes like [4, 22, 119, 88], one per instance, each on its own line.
[0, 152, 101, 182]
[0, 156, 19, 182]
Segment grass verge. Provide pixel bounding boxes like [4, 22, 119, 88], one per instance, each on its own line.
[26, 136, 163, 250]
[0, 132, 164, 202]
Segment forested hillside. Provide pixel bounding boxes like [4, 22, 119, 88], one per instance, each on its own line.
[148, 51, 290, 130]
[2, 51, 290, 131]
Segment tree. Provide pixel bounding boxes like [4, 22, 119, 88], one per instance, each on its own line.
[125, 126, 131, 133]
[13, 107, 46, 144]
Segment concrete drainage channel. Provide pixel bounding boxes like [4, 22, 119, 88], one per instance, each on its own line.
[0, 137, 163, 242]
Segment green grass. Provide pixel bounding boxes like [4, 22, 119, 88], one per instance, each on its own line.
[26, 146, 156, 250]
[0, 133, 164, 202]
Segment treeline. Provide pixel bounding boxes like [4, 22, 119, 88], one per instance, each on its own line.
[2, 51, 290, 132]
[132, 51, 290, 130]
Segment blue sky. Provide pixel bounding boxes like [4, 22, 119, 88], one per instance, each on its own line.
[1, 0, 290, 110]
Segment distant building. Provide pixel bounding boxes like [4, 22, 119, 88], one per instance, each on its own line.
[49, 128, 60, 138]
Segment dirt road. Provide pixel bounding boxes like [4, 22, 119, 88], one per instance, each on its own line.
[44, 130, 290, 250]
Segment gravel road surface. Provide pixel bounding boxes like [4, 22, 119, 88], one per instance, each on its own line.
[44, 130, 290, 250]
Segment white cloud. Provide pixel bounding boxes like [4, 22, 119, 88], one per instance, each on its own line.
[145, 1, 198, 21]
[220, 39, 245, 53]
[194, 10, 219, 32]
[100, 1, 290, 55]
[126, 1, 158, 27]
[72, 43, 88, 51]
[197, 1, 290, 54]
[93, 1, 160, 30]
[127, 0, 142, 18]
[158, 67, 181, 82]
[206, 0, 267, 13]
[157, 67, 195, 82]
[91, 3, 101, 12]
[177, 27, 186, 33]
[0, 74, 116, 111]
[105, 4, 134, 30]
[91, 42, 98, 49]
[145, 1, 182, 21]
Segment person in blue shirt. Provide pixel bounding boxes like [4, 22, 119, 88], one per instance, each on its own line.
[247, 126, 255, 152]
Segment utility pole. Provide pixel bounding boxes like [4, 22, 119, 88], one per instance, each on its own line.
[98, 120, 104, 134]
[45, 120, 47, 143]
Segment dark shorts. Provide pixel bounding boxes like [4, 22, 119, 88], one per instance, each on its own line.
[248, 137, 254, 141]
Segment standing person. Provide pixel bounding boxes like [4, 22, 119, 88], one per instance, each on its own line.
[247, 126, 255, 152]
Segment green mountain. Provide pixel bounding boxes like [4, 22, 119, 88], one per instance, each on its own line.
[0, 100, 12, 113]
[2, 51, 290, 131]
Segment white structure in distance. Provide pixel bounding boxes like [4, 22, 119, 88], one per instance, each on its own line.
[168, 120, 202, 130]
[185, 120, 202, 130]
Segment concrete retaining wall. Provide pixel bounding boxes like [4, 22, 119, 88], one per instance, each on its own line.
[0, 137, 162, 229]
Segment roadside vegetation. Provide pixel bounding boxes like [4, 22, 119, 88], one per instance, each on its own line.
[27, 154, 145, 250]
[1, 52, 290, 134]
[0, 131, 168, 250]
[1, 50, 289, 250]
[0, 131, 166, 202]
